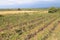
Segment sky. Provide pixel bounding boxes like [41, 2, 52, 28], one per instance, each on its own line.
[0, 0, 60, 8]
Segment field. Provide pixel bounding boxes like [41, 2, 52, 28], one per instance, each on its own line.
[0, 10, 60, 40]
[0, 10, 48, 15]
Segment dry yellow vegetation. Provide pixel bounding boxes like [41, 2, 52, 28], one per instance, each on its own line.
[0, 11, 48, 15]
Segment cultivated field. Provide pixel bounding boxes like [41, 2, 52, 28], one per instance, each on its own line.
[0, 10, 60, 40]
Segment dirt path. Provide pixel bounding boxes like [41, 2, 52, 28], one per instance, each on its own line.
[46, 21, 60, 40]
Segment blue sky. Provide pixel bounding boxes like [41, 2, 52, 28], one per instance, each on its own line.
[0, 0, 60, 8]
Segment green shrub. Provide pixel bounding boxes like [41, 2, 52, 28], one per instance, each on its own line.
[0, 15, 4, 17]
[18, 8, 21, 11]
[48, 7, 58, 13]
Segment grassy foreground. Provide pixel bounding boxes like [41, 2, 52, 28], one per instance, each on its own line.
[0, 11, 60, 40]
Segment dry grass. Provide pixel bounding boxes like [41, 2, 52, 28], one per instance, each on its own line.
[0, 11, 48, 15]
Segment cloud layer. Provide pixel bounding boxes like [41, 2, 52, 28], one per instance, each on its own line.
[0, 0, 60, 8]
[0, 0, 55, 5]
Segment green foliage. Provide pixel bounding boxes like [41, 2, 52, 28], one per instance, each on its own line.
[15, 29, 23, 35]
[0, 15, 4, 17]
[48, 7, 58, 13]
[18, 8, 21, 11]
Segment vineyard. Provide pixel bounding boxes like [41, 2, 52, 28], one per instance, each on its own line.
[0, 12, 60, 40]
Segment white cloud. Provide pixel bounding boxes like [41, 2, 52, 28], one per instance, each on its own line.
[0, 0, 55, 5]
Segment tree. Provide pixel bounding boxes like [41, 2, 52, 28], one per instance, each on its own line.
[48, 7, 58, 13]
[18, 8, 21, 11]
